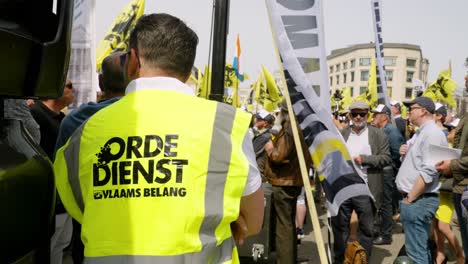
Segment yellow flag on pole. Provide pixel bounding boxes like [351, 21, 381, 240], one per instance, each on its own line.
[96, 0, 145, 71]
[366, 58, 378, 108]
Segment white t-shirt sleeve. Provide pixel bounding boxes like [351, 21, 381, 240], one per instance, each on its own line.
[241, 131, 262, 196]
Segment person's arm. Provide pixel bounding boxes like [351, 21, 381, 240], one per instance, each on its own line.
[361, 129, 392, 168]
[404, 175, 430, 204]
[237, 187, 264, 239]
[232, 133, 264, 245]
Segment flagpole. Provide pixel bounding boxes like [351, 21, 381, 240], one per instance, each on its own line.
[209, 0, 230, 103]
[264, 1, 328, 263]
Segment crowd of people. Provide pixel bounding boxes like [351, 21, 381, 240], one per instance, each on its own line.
[12, 11, 468, 264]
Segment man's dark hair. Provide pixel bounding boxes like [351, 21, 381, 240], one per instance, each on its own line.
[129, 13, 199, 80]
[100, 52, 126, 94]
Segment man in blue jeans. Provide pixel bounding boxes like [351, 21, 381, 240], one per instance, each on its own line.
[396, 97, 448, 264]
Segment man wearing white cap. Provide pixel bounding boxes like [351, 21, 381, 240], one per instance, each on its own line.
[371, 104, 405, 245]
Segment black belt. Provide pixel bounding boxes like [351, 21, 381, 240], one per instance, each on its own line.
[401, 192, 438, 199]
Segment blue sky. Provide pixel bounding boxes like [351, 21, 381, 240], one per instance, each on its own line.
[96, 0, 468, 88]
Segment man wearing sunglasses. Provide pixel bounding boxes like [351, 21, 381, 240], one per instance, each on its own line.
[396, 96, 447, 263]
[331, 100, 391, 263]
[53, 13, 263, 263]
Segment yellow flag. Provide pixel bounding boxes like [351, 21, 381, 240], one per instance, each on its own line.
[197, 65, 211, 99]
[262, 66, 282, 111]
[341, 87, 353, 111]
[366, 58, 378, 108]
[96, 0, 145, 71]
[423, 68, 458, 107]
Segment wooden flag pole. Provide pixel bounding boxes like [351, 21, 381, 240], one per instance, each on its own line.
[264, 4, 328, 263]
[281, 84, 329, 264]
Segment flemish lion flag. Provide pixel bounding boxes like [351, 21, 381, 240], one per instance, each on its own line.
[96, 0, 145, 71]
[266, 0, 372, 216]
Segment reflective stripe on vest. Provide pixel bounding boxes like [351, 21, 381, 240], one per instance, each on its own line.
[64, 122, 87, 213]
[62, 101, 242, 263]
[84, 237, 236, 264]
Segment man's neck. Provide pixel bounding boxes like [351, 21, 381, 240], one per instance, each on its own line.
[41, 99, 64, 113]
[352, 124, 366, 134]
[101, 91, 125, 101]
[380, 120, 388, 129]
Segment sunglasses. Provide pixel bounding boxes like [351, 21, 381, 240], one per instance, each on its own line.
[120, 51, 131, 67]
[120, 50, 141, 68]
[65, 83, 73, 89]
[351, 112, 367, 117]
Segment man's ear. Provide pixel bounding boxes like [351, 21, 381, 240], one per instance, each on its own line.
[127, 48, 140, 80]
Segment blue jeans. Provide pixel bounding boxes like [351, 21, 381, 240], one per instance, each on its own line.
[453, 193, 468, 261]
[400, 195, 439, 264]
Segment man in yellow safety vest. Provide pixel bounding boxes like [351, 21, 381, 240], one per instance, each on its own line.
[54, 13, 264, 263]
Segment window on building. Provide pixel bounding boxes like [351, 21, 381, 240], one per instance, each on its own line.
[360, 86, 367, 95]
[405, 87, 413, 98]
[387, 87, 392, 97]
[350, 59, 355, 68]
[350, 87, 354, 96]
[384, 57, 397, 66]
[343, 62, 348, 70]
[360, 70, 369, 81]
[336, 64, 341, 72]
[406, 71, 414, 82]
[330, 76, 333, 85]
[343, 73, 347, 83]
[385, 70, 393, 81]
[406, 59, 417, 67]
[329, 66, 333, 73]
[359, 58, 371, 66]
[350, 71, 355, 82]
[336, 75, 339, 85]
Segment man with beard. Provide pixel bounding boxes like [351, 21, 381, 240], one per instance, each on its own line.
[331, 100, 391, 263]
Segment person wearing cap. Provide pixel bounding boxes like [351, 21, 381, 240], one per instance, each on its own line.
[371, 104, 405, 245]
[264, 99, 312, 264]
[391, 100, 407, 139]
[436, 77, 468, 261]
[396, 96, 448, 264]
[331, 100, 391, 262]
[434, 103, 449, 137]
[252, 109, 275, 179]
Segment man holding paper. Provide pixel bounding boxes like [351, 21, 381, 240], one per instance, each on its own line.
[396, 96, 447, 264]
[436, 108, 468, 261]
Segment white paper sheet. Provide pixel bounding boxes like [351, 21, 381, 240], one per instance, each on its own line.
[428, 144, 462, 165]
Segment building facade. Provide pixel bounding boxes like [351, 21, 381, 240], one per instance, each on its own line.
[327, 43, 429, 102]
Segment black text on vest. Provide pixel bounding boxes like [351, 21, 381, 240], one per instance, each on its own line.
[93, 135, 189, 188]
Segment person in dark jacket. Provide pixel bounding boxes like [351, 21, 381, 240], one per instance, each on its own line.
[371, 104, 405, 245]
[252, 109, 275, 179]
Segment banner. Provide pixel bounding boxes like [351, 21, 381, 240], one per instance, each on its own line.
[266, 0, 372, 216]
[371, 0, 391, 109]
[96, 0, 145, 71]
[68, 0, 97, 110]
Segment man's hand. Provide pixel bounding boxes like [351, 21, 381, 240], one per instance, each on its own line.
[264, 140, 274, 155]
[436, 160, 453, 176]
[400, 144, 408, 156]
[231, 214, 248, 245]
[353, 155, 363, 166]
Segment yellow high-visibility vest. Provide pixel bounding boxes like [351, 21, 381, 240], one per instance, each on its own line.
[54, 88, 252, 263]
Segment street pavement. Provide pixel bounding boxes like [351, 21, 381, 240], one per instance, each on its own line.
[64, 201, 462, 264]
[240, 200, 462, 264]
